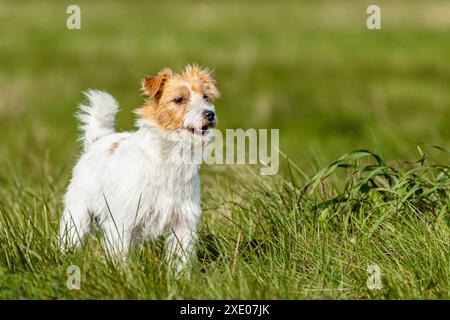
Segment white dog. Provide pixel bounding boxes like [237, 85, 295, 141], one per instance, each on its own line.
[59, 65, 220, 272]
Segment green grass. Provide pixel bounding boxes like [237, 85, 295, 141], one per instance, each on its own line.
[0, 147, 448, 299]
[0, 0, 449, 299]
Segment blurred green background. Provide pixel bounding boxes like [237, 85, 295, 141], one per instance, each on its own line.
[0, 0, 449, 177]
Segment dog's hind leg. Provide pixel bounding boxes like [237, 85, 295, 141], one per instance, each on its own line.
[58, 203, 91, 251]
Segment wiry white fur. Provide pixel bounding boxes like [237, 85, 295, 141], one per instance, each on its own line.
[77, 90, 119, 150]
[59, 90, 212, 273]
[183, 92, 217, 131]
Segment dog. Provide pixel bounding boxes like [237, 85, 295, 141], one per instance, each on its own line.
[59, 65, 220, 272]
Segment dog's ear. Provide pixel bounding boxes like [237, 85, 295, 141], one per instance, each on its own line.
[141, 68, 173, 99]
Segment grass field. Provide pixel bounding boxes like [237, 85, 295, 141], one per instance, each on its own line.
[0, 0, 449, 299]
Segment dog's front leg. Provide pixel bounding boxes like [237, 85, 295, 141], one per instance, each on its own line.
[165, 211, 200, 275]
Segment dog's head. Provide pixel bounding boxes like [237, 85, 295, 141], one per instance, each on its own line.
[138, 65, 220, 138]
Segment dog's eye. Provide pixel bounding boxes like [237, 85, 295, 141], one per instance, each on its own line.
[173, 97, 185, 104]
[203, 94, 212, 102]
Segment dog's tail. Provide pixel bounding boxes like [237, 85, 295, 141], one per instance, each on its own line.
[77, 89, 119, 150]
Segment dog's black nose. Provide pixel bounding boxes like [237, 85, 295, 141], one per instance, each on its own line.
[203, 110, 215, 122]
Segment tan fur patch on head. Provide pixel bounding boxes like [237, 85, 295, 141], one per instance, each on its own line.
[137, 64, 220, 131]
[182, 64, 220, 99]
